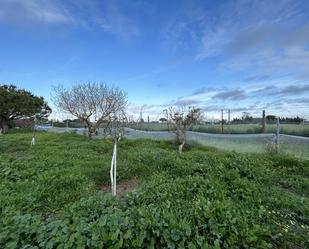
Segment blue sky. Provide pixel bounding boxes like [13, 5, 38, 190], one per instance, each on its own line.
[0, 0, 309, 120]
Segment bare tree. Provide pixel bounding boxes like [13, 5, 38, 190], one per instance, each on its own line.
[105, 110, 127, 196]
[52, 82, 127, 139]
[167, 106, 202, 154]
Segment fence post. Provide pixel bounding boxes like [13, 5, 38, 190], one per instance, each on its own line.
[221, 109, 224, 134]
[228, 109, 230, 134]
[262, 110, 266, 133]
[276, 117, 280, 153]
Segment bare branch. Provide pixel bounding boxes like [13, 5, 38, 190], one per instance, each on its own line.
[52, 82, 127, 139]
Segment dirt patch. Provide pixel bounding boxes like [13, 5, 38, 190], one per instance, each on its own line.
[100, 177, 139, 197]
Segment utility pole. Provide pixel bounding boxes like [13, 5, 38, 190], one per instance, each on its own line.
[221, 109, 224, 134]
[262, 110, 266, 133]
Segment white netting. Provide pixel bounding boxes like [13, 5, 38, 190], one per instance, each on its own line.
[187, 132, 275, 153]
[35, 125, 309, 159]
[279, 134, 309, 159]
[124, 128, 175, 140]
[124, 129, 309, 159]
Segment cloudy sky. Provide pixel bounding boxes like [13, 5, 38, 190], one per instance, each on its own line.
[0, 0, 309, 120]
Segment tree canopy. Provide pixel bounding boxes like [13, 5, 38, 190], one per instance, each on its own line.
[0, 84, 51, 133]
[52, 82, 127, 138]
[167, 106, 202, 153]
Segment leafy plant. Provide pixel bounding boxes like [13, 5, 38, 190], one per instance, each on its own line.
[0, 132, 308, 248]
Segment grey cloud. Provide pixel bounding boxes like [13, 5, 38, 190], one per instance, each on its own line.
[280, 84, 309, 95]
[251, 85, 278, 95]
[191, 87, 214, 95]
[173, 99, 202, 106]
[288, 97, 309, 104]
[200, 105, 255, 113]
[250, 81, 309, 97]
[243, 74, 271, 82]
[212, 89, 247, 101]
[251, 83, 309, 97]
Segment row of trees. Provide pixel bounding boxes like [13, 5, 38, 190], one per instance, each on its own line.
[232, 112, 304, 124]
[1, 82, 201, 195]
[1, 83, 202, 153]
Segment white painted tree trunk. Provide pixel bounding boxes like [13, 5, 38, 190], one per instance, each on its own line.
[31, 117, 37, 146]
[179, 141, 185, 154]
[31, 136, 36, 146]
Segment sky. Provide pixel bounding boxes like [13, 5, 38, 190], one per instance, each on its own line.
[0, 0, 309, 120]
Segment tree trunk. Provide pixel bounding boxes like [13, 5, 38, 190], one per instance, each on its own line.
[0, 119, 9, 134]
[87, 126, 96, 139]
[176, 129, 186, 154]
[179, 141, 185, 154]
[88, 128, 92, 139]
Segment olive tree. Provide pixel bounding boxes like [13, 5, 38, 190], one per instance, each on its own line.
[167, 106, 202, 154]
[52, 82, 127, 139]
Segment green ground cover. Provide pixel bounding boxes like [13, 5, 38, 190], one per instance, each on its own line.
[0, 131, 308, 248]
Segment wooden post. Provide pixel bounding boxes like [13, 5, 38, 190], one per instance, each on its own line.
[221, 110, 223, 133]
[228, 109, 230, 124]
[66, 119, 69, 129]
[148, 115, 150, 131]
[276, 117, 280, 153]
[228, 109, 230, 134]
[262, 110, 266, 133]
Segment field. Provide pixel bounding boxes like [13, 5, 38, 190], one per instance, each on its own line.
[132, 123, 309, 137]
[0, 131, 308, 248]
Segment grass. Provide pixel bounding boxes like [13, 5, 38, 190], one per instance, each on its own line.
[132, 123, 309, 137]
[0, 131, 308, 248]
